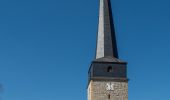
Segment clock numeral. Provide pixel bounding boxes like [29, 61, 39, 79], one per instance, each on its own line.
[106, 83, 114, 90]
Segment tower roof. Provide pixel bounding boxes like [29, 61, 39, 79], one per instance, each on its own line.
[96, 0, 118, 59]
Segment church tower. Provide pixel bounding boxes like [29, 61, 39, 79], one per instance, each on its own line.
[87, 0, 128, 100]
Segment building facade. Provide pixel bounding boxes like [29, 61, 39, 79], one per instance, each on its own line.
[87, 0, 128, 100]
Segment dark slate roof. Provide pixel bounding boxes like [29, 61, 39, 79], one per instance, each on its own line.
[93, 56, 126, 63]
[95, 0, 118, 59]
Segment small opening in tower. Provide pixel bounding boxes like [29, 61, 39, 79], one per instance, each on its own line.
[107, 66, 112, 72]
[108, 94, 111, 99]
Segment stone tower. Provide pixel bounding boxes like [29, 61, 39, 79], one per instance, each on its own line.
[87, 0, 128, 100]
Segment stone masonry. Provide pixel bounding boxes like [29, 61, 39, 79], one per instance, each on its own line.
[88, 80, 128, 100]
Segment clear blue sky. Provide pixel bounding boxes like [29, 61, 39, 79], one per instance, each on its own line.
[0, 0, 170, 100]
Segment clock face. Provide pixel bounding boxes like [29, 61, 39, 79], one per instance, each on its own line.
[106, 83, 114, 91]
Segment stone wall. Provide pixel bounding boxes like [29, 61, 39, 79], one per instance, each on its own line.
[88, 80, 128, 100]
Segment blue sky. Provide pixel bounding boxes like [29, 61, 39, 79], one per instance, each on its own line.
[0, 0, 170, 100]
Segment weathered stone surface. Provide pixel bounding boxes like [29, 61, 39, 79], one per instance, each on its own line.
[88, 80, 128, 100]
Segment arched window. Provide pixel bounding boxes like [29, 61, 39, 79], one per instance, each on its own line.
[108, 94, 111, 99]
[107, 66, 112, 72]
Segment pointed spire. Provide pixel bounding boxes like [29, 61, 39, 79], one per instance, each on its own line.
[96, 0, 118, 59]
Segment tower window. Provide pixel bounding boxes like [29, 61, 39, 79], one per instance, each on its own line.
[107, 66, 112, 72]
[108, 94, 111, 99]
